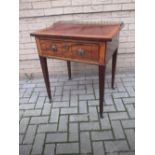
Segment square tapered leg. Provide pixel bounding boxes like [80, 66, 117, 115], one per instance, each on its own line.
[39, 56, 52, 101]
[112, 49, 118, 89]
[67, 61, 71, 80]
[99, 65, 106, 118]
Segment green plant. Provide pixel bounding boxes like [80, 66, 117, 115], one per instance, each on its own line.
[24, 73, 33, 81]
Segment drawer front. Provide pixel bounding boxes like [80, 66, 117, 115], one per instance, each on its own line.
[39, 39, 62, 56]
[71, 43, 99, 62]
[38, 39, 100, 63]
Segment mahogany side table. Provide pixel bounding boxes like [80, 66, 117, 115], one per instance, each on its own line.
[31, 21, 123, 117]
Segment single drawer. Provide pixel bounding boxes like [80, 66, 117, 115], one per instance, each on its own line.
[39, 39, 72, 57]
[39, 39, 62, 56]
[71, 43, 99, 62]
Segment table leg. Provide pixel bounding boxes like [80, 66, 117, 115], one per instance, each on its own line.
[39, 56, 52, 101]
[67, 61, 71, 80]
[112, 49, 118, 89]
[99, 65, 106, 118]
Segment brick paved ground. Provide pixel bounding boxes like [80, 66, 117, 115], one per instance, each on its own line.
[19, 73, 135, 155]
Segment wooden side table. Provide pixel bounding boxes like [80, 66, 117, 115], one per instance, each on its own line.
[31, 21, 123, 117]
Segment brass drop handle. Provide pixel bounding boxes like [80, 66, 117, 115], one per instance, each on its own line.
[50, 45, 57, 52]
[77, 48, 85, 56]
[64, 43, 70, 50]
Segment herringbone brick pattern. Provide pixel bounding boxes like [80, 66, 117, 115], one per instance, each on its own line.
[19, 73, 135, 155]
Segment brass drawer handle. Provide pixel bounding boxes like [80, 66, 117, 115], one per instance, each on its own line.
[64, 43, 70, 50]
[50, 45, 57, 52]
[77, 48, 85, 56]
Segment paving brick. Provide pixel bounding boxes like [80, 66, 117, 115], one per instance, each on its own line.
[79, 94, 95, 100]
[53, 101, 69, 108]
[114, 98, 125, 111]
[122, 76, 134, 82]
[56, 143, 79, 154]
[29, 92, 39, 103]
[77, 85, 86, 90]
[19, 145, 32, 155]
[126, 86, 135, 97]
[104, 140, 129, 152]
[50, 108, 59, 123]
[125, 129, 135, 150]
[70, 95, 78, 106]
[93, 141, 105, 155]
[19, 89, 26, 98]
[54, 86, 63, 96]
[52, 95, 61, 102]
[69, 123, 79, 141]
[86, 84, 94, 94]
[88, 100, 99, 106]
[120, 152, 135, 155]
[23, 125, 37, 144]
[126, 104, 135, 118]
[70, 114, 89, 122]
[107, 153, 118, 155]
[100, 113, 111, 130]
[23, 88, 33, 98]
[23, 83, 35, 89]
[104, 105, 116, 112]
[123, 81, 135, 87]
[80, 132, 91, 153]
[44, 144, 55, 155]
[89, 106, 98, 121]
[105, 94, 114, 105]
[61, 107, 78, 114]
[62, 93, 70, 101]
[116, 83, 126, 92]
[35, 96, 45, 109]
[64, 80, 78, 86]
[123, 97, 135, 104]
[42, 103, 51, 115]
[19, 110, 24, 121]
[19, 134, 24, 144]
[79, 101, 88, 113]
[46, 133, 67, 143]
[19, 117, 30, 134]
[91, 131, 113, 141]
[38, 124, 57, 133]
[109, 112, 129, 120]
[122, 119, 135, 128]
[111, 120, 125, 139]
[30, 116, 49, 124]
[71, 89, 86, 95]
[94, 89, 99, 99]
[20, 104, 35, 110]
[24, 109, 41, 117]
[112, 92, 129, 98]
[31, 133, 45, 155]
[45, 97, 52, 103]
[80, 122, 100, 131]
[58, 115, 68, 131]
[105, 87, 118, 94]
[20, 98, 29, 104]
[39, 91, 48, 97]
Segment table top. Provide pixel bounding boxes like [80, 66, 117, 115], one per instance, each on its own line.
[31, 21, 123, 41]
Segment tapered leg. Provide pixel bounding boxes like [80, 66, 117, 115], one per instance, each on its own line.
[99, 65, 106, 118]
[112, 49, 118, 89]
[67, 61, 71, 80]
[39, 56, 52, 101]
